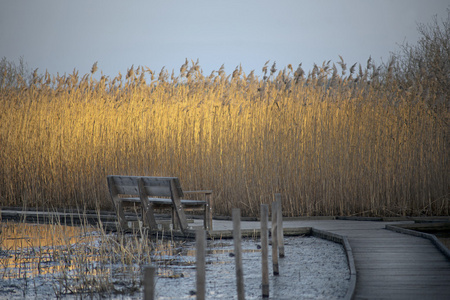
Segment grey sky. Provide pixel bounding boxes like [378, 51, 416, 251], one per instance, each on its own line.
[1, 0, 449, 78]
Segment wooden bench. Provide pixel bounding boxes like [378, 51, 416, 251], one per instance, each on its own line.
[107, 175, 212, 233]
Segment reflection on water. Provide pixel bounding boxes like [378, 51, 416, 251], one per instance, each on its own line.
[0, 221, 261, 297]
[0, 222, 98, 279]
[1, 222, 94, 248]
[1, 221, 202, 297]
[0, 221, 259, 295]
[1, 222, 197, 280]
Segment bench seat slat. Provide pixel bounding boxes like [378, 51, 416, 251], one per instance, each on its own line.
[110, 175, 184, 198]
[121, 197, 207, 207]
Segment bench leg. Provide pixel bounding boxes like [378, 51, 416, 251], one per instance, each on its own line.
[138, 178, 159, 230]
[170, 180, 189, 233]
[141, 201, 158, 230]
[116, 201, 129, 231]
[108, 176, 130, 231]
[171, 207, 179, 230]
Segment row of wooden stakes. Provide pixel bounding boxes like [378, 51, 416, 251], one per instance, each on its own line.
[144, 194, 285, 300]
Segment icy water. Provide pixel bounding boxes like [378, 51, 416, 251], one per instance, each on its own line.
[0, 222, 350, 299]
[153, 237, 350, 300]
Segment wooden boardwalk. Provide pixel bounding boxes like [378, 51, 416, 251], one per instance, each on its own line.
[2, 209, 449, 299]
[214, 219, 450, 300]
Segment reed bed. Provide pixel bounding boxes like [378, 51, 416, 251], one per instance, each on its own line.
[0, 58, 448, 217]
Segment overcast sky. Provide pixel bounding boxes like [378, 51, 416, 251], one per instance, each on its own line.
[1, 0, 449, 78]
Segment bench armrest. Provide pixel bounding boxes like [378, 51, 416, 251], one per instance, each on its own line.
[183, 190, 213, 230]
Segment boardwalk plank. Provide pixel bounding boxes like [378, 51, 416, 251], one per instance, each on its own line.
[353, 255, 449, 262]
[351, 245, 437, 251]
[355, 290, 450, 300]
[357, 275, 450, 284]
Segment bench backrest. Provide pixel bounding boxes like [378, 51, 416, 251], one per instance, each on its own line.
[107, 175, 184, 198]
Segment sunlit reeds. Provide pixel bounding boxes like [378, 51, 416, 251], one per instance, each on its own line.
[0, 58, 448, 217]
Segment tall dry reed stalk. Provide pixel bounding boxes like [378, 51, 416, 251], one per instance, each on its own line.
[0, 59, 448, 217]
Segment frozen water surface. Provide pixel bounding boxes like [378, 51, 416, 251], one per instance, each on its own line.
[0, 222, 350, 299]
[153, 236, 350, 300]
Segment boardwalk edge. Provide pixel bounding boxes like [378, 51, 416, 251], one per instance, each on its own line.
[385, 224, 450, 261]
[311, 228, 356, 300]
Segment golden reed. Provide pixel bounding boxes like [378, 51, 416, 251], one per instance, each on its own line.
[0, 60, 448, 217]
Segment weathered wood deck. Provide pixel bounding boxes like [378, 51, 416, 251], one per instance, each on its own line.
[348, 230, 450, 299]
[261, 219, 450, 300]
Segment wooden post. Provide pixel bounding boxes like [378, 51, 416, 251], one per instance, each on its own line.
[260, 204, 270, 298]
[271, 201, 279, 275]
[232, 208, 245, 300]
[143, 265, 156, 300]
[205, 192, 213, 231]
[275, 194, 285, 258]
[196, 229, 206, 300]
